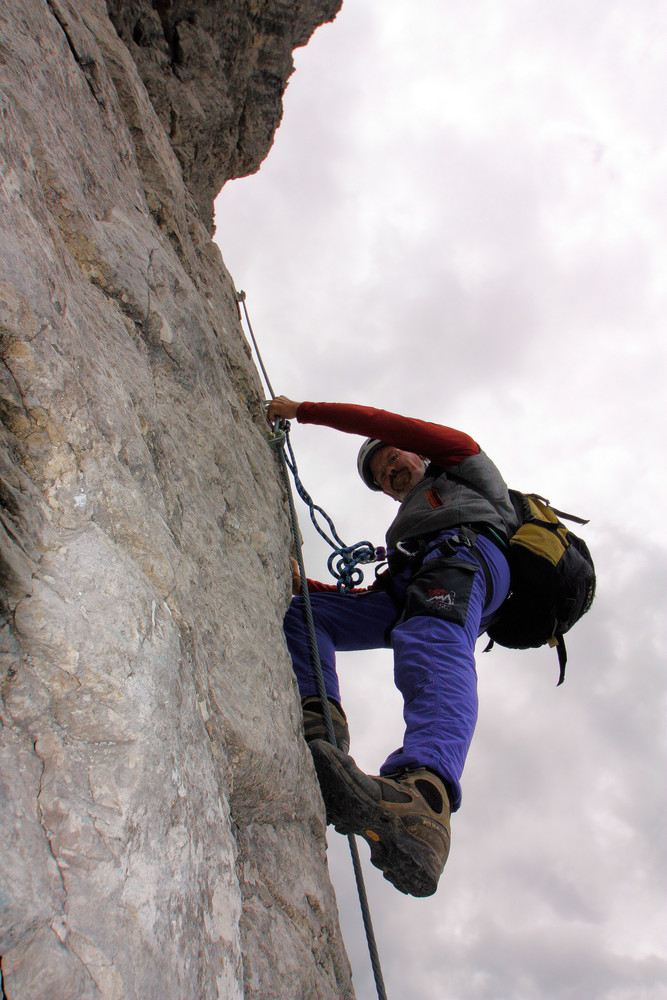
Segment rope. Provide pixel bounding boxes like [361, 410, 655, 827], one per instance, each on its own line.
[281, 427, 385, 591]
[277, 443, 388, 1000]
[237, 290, 277, 399]
[236, 289, 389, 1000]
[237, 290, 385, 593]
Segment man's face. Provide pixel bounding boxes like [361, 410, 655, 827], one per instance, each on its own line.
[369, 446, 427, 501]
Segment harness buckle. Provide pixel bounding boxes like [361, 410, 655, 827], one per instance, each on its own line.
[396, 540, 414, 557]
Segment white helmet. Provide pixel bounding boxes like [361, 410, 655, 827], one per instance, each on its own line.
[357, 437, 387, 491]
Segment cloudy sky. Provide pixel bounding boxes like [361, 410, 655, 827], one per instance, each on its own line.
[215, 2, 667, 998]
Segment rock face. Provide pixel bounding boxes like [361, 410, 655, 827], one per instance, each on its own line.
[106, 0, 343, 232]
[0, 1, 351, 998]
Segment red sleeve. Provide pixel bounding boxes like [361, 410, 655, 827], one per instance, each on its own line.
[304, 575, 385, 594]
[296, 401, 479, 466]
[304, 578, 338, 593]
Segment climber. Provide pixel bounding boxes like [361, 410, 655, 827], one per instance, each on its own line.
[267, 395, 517, 898]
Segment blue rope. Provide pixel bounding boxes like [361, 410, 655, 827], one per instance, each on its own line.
[279, 422, 385, 591]
[236, 291, 384, 590]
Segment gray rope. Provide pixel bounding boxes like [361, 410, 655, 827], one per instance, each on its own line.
[278, 448, 388, 1000]
[236, 289, 389, 999]
[237, 290, 277, 399]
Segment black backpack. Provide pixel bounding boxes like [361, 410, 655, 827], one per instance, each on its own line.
[485, 491, 596, 685]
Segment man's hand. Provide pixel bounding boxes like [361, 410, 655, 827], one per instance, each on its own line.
[267, 396, 301, 421]
[290, 556, 302, 594]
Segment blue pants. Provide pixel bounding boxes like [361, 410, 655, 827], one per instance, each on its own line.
[284, 532, 510, 811]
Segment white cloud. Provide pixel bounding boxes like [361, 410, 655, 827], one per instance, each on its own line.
[215, 1, 667, 997]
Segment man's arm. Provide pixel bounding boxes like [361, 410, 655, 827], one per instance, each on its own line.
[294, 401, 480, 467]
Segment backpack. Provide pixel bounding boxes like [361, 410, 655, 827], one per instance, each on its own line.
[485, 491, 596, 685]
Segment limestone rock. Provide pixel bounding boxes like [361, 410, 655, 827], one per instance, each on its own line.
[106, 0, 343, 232]
[0, 0, 352, 997]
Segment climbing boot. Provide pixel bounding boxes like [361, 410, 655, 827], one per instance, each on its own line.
[309, 740, 450, 897]
[301, 697, 350, 754]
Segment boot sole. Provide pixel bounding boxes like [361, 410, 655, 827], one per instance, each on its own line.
[310, 741, 443, 897]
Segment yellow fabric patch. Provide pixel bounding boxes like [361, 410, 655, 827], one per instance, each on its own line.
[512, 523, 564, 564]
[510, 494, 570, 565]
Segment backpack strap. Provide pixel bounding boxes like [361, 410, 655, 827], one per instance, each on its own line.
[530, 494, 590, 525]
[551, 631, 567, 686]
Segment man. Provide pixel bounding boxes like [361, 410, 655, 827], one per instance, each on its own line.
[267, 396, 517, 897]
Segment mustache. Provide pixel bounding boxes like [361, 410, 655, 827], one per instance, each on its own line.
[390, 468, 408, 488]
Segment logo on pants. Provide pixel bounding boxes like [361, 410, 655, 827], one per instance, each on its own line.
[426, 588, 456, 612]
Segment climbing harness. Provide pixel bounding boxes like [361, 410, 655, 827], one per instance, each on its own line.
[236, 290, 389, 1000]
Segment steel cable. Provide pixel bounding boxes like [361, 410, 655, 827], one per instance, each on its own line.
[237, 290, 389, 999]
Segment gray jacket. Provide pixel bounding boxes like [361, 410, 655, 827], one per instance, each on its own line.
[385, 450, 518, 552]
